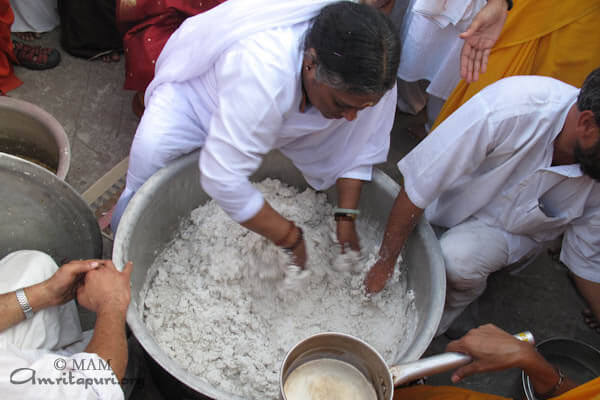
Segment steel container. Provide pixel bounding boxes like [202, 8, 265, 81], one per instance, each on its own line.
[280, 331, 534, 400]
[0, 97, 70, 179]
[113, 150, 446, 399]
[0, 153, 102, 263]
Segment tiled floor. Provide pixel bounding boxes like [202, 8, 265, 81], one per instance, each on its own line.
[7, 28, 599, 400]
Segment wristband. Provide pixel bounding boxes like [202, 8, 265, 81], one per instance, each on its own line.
[16, 288, 34, 320]
[335, 214, 357, 222]
[333, 208, 360, 221]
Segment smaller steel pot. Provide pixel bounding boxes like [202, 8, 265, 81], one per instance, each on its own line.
[0, 97, 70, 179]
[281, 331, 534, 400]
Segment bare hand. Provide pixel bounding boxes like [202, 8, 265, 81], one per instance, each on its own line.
[446, 324, 533, 382]
[77, 261, 133, 314]
[459, 0, 507, 83]
[364, 258, 395, 293]
[290, 237, 307, 270]
[43, 259, 103, 306]
[336, 220, 360, 253]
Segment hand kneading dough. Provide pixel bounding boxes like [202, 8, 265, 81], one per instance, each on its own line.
[142, 179, 416, 399]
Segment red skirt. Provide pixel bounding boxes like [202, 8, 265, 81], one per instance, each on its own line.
[117, 0, 227, 92]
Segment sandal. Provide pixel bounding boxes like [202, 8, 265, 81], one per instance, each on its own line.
[14, 32, 42, 41]
[88, 49, 121, 63]
[12, 40, 61, 70]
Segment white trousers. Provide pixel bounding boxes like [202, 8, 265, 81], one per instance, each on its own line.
[9, 0, 60, 33]
[111, 83, 207, 231]
[0, 250, 85, 352]
[436, 219, 540, 335]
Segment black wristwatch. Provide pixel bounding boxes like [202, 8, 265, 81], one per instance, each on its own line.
[505, 0, 513, 10]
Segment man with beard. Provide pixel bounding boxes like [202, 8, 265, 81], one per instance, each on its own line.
[365, 68, 600, 337]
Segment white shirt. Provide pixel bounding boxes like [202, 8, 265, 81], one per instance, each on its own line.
[398, 76, 600, 282]
[0, 251, 123, 400]
[396, 0, 486, 99]
[147, 0, 396, 222]
[0, 346, 123, 400]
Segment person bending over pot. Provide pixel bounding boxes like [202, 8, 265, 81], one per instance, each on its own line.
[365, 67, 600, 337]
[111, 0, 400, 274]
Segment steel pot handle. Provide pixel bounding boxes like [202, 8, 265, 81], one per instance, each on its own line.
[390, 331, 534, 386]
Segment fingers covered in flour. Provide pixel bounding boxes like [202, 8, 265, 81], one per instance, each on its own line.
[282, 265, 312, 290]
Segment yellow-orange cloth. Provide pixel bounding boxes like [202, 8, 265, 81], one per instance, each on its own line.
[393, 377, 600, 400]
[393, 385, 509, 400]
[433, 0, 600, 129]
[553, 376, 600, 400]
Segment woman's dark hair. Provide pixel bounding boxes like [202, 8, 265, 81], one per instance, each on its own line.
[304, 1, 401, 95]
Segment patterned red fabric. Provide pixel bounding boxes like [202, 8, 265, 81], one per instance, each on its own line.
[0, 0, 22, 93]
[117, 0, 227, 92]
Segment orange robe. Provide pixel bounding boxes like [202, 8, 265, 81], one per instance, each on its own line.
[433, 0, 600, 128]
[393, 377, 600, 400]
[0, 0, 21, 93]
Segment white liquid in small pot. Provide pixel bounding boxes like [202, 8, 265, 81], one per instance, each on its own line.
[284, 358, 377, 400]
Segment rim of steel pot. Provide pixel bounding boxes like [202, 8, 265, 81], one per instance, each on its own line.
[0, 96, 70, 179]
[113, 150, 446, 400]
[0, 153, 102, 263]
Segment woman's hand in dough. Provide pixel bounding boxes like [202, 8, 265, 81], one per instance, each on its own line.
[459, 0, 508, 83]
[289, 234, 307, 269]
[336, 219, 361, 253]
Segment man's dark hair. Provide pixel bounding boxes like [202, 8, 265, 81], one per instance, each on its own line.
[577, 67, 600, 127]
[304, 2, 401, 95]
[576, 67, 600, 181]
[575, 140, 600, 181]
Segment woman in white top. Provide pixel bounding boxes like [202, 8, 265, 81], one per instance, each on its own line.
[112, 0, 401, 272]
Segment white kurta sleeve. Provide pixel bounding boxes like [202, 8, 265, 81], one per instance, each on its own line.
[397, 94, 494, 209]
[1, 347, 123, 400]
[199, 46, 296, 222]
[560, 194, 600, 283]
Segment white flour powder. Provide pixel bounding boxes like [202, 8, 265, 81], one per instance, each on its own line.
[142, 179, 418, 399]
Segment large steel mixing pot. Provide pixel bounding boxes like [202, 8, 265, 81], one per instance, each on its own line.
[0, 153, 102, 263]
[113, 150, 445, 399]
